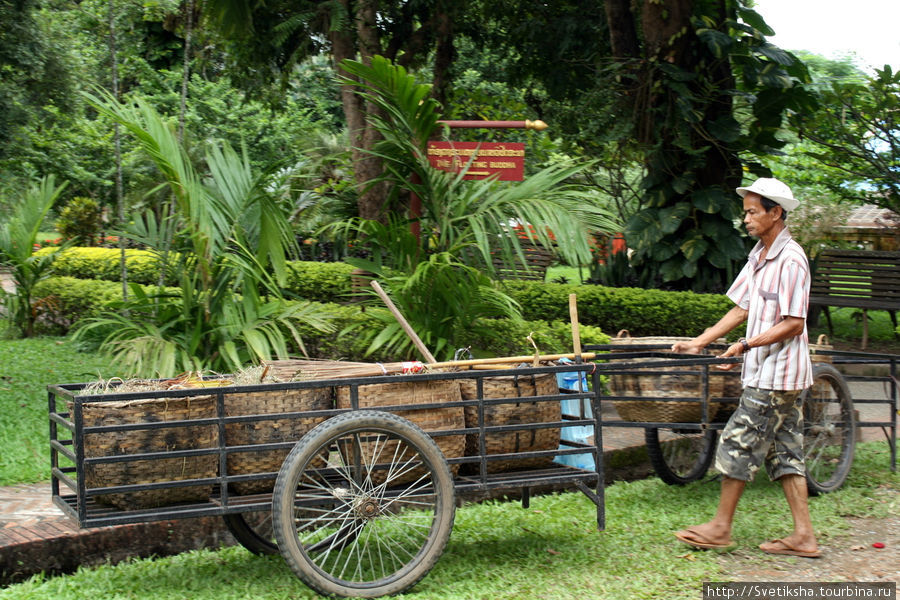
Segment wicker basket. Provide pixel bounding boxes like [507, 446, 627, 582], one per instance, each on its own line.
[458, 372, 561, 473]
[335, 380, 465, 484]
[224, 387, 333, 494]
[608, 331, 724, 423]
[77, 395, 218, 510]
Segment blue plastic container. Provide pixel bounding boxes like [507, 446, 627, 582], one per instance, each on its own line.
[554, 359, 595, 470]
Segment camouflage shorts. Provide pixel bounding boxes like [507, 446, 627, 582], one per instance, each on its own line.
[714, 386, 805, 482]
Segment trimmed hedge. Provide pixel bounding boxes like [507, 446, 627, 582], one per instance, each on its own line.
[31, 276, 607, 361]
[43, 247, 358, 303]
[37, 247, 163, 285]
[43, 249, 733, 338]
[499, 281, 734, 338]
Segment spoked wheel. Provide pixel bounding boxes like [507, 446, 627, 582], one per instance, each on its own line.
[224, 511, 278, 555]
[802, 363, 855, 495]
[273, 410, 456, 599]
[645, 427, 718, 485]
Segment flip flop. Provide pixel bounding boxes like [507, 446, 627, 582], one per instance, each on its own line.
[674, 527, 734, 550]
[759, 538, 822, 558]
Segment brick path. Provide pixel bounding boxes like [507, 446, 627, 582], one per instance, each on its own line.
[0, 380, 893, 585]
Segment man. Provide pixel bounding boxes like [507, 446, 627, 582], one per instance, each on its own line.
[671, 177, 820, 558]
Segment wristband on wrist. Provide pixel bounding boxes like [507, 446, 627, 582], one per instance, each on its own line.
[739, 338, 750, 353]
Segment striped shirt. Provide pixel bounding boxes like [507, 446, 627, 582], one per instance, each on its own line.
[727, 227, 813, 391]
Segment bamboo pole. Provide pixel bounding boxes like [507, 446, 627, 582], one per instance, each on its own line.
[370, 280, 438, 364]
[569, 293, 582, 362]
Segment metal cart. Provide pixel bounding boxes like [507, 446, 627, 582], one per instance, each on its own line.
[49, 364, 603, 599]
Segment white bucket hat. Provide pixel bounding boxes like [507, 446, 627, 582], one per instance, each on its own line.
[735, 177, 799, 211]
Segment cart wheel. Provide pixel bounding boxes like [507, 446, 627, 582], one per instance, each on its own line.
[273, 410, 456, 599]
[803, 363, 855, 495]
[645, 427, 717, 485]
[223, 511, 278, 555]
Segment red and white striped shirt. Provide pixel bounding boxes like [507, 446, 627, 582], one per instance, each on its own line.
[727, 227, 813, 391]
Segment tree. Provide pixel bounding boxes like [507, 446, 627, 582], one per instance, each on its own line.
[598, 0, 816, 292]
[793, 66, 900, 215]
[205, 0, 466, 220]
[0, 0, 76, 176]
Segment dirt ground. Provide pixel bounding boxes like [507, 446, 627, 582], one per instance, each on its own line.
[715, 489, 900, 583]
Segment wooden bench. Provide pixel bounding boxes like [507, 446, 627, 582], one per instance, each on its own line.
[491, 241, 555, 281]
[809, 249, 900, 348]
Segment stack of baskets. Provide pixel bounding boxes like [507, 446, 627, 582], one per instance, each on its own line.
[335, 379, 466, 484]
[458, 372, 561, 473]
[607, 331, 724, 423]
[78, 394, 219, 510]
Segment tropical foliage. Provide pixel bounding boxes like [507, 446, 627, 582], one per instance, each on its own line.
[325, 57, 618, 360]
[72, 93, 334, 376]
[0, 176, 70, 338]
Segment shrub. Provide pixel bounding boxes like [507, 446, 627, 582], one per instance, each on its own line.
[32, 276, 610, 361]
[284, 261, 356, 302]
[41, 248, 734, 338]
[38, 247, 163, 284]
[31, 277, 168, 335]
[56, 196, 103, 246]
[499, 280, 733, 338]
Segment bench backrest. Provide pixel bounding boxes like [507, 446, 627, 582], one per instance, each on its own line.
[810, 249, 900, 310]
[491, 242, 555, 281]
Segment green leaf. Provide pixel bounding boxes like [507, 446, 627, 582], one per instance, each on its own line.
[692, 188, 727, 214]
[680, 234, 709, 262]
[707, 115, 741, 143]
[658, 204, 690, 235]
[737, 8, 775, 36]
[697, 28, 734, 59]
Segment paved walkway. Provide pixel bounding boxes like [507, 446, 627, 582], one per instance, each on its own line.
[0, 380, 895, 585]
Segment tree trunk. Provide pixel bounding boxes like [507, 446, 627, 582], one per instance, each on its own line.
[431, 6, 455, 108]
[107, 0, 128, 301]
[603, 0, 639, 58]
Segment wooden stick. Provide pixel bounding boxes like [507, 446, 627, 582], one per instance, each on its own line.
[569, 293, 582, 362]
[428, 352, 595, 369]
[370, 280, 438, 364]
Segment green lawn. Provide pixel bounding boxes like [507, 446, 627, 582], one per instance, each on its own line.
[0, 330, 114, 485]
[1, 442, 896, 599]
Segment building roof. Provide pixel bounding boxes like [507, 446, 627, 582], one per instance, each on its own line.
[843, 204, 898, 229]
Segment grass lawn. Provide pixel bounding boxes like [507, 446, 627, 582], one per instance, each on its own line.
[0, 329, 114, 485]
[1, 442, 896, 599]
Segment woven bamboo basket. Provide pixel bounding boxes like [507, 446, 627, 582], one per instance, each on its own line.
[458, 372, 561, 473]
[608, 331, 724, 423]
[224, 387, 333, 494]
[335, 380, 465, 485]
[78, 395, 218, 510]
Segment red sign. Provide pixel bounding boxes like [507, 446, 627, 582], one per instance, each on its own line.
[426, 141, 525, 181]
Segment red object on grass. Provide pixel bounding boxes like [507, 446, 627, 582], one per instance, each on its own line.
[872, 542, 886, 549]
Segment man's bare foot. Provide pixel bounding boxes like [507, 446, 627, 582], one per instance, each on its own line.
[674, 522, 733, 549]
[759, 535, 820, 558]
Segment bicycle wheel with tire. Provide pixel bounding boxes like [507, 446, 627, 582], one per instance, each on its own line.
[273, 410, 456, 599]
[802, 363, 855, 495]
[645, 427, 718, 485]
[223, 511, 278, 555]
